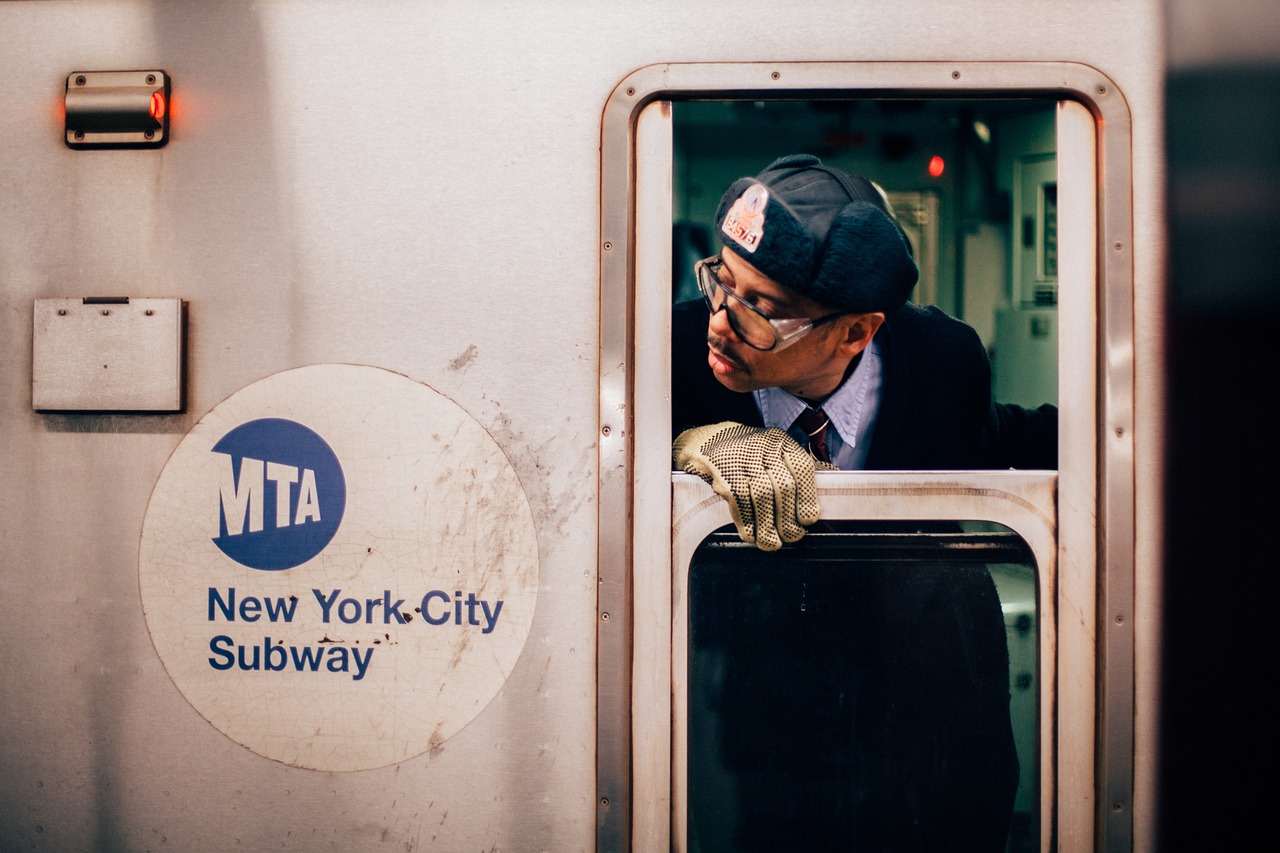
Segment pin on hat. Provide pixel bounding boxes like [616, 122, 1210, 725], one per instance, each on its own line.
[721, 183, 769, 252]
[714, 154, 919, 314]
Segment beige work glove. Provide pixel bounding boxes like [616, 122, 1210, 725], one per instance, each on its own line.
[673, 421, 834, 551]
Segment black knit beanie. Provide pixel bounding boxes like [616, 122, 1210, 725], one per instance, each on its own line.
[713, 154, 919, 313]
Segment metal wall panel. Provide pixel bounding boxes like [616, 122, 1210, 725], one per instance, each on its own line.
[0, 1, 1164, 850]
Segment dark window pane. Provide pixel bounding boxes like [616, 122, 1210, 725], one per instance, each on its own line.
[688, 522, 1037, 853]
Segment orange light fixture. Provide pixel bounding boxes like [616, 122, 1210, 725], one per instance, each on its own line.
[65, 70, 170, 149]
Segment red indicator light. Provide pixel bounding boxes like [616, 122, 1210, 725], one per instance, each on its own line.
[928, 155, 945, 178]
[65, 70, 169, 148]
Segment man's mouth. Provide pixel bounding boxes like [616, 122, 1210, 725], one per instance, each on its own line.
[707, 340, 745, 376]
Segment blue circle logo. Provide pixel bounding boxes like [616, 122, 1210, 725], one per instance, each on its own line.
[211, 418, 346, 570]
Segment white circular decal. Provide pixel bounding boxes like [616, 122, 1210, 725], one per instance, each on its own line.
[139, 365, 539, 771]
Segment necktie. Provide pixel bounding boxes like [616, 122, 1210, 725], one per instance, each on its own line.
[792, 406, 832, 464]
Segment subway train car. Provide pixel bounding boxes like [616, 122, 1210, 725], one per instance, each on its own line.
[0, 1, 1271, 850]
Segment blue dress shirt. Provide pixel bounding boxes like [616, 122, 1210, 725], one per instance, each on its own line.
[752, 338, 883, 470]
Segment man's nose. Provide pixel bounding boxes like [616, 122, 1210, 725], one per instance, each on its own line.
[707, 303, 740, 341]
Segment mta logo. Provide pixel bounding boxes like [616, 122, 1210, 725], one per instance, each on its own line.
[212, 418, 346, 571]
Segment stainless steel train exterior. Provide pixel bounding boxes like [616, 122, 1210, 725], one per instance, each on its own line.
[3, 1, 1258, 851]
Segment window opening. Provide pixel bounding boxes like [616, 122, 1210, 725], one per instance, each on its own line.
[602, 65, 1119, 853]
[673, 99, 1060, 410]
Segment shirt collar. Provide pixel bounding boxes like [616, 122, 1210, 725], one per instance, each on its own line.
[754, 337, 881, 449]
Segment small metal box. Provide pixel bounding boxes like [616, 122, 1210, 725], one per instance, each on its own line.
[65, 70, 170, 148]
[33, 298, 185, 412]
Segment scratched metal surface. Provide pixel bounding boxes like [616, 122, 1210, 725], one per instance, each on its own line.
[0, 1, 1163, 850]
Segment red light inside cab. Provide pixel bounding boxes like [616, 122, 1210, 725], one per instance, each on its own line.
[150, 91, 166, 121]
[928, 155, 945, 178]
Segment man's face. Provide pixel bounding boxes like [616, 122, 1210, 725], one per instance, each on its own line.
[705, 248, 870, 400]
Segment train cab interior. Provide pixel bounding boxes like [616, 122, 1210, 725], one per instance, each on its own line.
[672, 97, 1061, 411]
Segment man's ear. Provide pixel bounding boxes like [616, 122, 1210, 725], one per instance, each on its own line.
[834, 312, 884, 357]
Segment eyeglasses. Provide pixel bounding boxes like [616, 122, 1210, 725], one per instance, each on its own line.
[694, 255, 846, 352]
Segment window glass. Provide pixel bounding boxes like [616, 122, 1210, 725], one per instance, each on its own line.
[687, 521, 1039, 853]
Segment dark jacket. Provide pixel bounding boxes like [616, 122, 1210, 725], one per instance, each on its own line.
[673, 299, 1057, 469]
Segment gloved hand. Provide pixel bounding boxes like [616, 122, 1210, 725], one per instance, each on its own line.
[673, 421, 834, 551]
